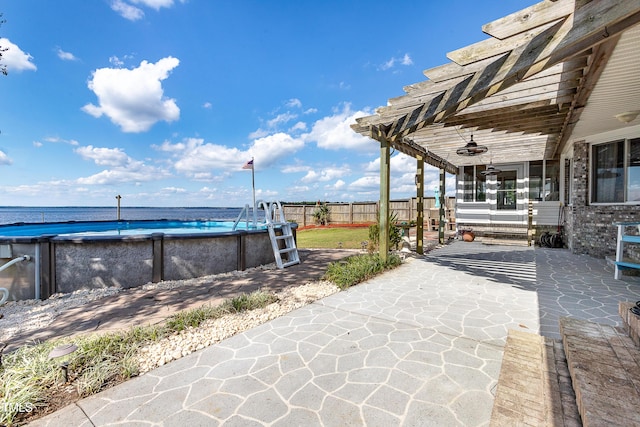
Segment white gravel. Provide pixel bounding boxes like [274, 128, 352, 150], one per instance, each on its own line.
[0, 262, 340, 374]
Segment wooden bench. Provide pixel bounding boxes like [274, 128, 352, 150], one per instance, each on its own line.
[614, 222, 640, 279]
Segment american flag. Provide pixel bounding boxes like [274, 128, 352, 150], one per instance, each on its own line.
[242, 159, 254, 169]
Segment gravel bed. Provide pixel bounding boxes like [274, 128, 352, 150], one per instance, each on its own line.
[0, 262, 341, 375]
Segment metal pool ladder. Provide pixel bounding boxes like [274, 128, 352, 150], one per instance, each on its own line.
[258, 200, 300, 269]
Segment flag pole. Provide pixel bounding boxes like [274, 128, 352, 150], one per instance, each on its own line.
[251, 157, 256, 226]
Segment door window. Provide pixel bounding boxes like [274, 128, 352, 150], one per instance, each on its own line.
[497, 171, 517, 210]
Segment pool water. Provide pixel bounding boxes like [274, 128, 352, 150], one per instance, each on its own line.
[0, 220, 261, 238]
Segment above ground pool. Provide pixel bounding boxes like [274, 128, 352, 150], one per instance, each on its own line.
[0, 219, 262, 237]
[0, 218, 292, 302]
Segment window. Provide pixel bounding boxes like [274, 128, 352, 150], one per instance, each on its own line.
[563, 158, 572, 205]
[462, 165, 486, 202]
[529, 161, 543, 201]
[591, 138, 639, 203]
[529, 160, 559, 201]
[475, 165, 487, 202]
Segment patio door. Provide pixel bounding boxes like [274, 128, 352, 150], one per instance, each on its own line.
[497, 170, 517, 210]
[489, 164, 525, 223]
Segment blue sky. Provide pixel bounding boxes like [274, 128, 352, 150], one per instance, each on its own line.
[0, 0, 534, 207]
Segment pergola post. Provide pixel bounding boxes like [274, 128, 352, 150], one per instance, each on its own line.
[379, 136, 390, 261]
[438, 168, 446, 244]
[416, 156, 424, 254]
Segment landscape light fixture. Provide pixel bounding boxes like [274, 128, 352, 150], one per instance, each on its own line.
[456, 134, 488, 156]
[480, 161, 502, 176]
[48, 343, 78, 383]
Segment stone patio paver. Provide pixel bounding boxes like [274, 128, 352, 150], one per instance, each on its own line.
[29, 241, 640, 426]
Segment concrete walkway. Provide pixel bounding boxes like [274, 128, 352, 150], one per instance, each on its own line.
[30, 241, 640, 426]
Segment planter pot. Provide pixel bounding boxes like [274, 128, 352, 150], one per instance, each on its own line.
[462, 231, 475, 242]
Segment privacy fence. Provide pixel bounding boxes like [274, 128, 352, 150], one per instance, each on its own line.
[282, 197, 456, 229]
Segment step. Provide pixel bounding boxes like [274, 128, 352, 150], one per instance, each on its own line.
[275, 234, 294, 241]
[490, 329, 580, 426]
[620, 301, 640, 347]
[560, 317, 640, 427]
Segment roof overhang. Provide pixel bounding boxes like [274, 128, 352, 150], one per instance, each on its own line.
[352, 0, 640, 169]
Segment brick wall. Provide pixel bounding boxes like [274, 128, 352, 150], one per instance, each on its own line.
[566, 140, 640, 258]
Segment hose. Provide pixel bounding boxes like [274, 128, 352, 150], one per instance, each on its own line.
[0, 255, 31, 305]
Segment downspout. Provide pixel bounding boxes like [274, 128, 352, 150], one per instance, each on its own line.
[0, 255, 32, 305]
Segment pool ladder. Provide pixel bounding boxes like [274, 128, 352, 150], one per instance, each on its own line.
[257, 200, 300, 269]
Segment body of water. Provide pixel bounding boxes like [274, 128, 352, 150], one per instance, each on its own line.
[0, 206, 246, 225]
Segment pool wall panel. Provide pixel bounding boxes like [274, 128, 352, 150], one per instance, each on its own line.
[245, 232, 278, 267]
[54, 240, 153, 293]
[163, 235, 239, 280]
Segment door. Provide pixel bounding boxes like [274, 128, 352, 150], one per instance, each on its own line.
[488, 164, 525, 223]
[496, 170, 517, 210]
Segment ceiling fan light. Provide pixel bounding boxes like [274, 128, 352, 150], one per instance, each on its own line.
[456, 135, 488, 156]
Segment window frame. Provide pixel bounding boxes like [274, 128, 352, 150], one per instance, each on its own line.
[589, 137, 640, 205]
[461, 165, 487, 203]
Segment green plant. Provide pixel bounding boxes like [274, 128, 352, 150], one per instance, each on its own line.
[312, 202, 330, 225]
[323, 253, 402, 290]
[368, 211, 403, 253]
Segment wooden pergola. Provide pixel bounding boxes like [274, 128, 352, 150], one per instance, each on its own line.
[351, 0, 640, 260]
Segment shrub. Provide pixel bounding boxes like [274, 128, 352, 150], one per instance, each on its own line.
[312, 202, 330, 225]
[324, 253, 402, 290]
[367, 211, 403, 253]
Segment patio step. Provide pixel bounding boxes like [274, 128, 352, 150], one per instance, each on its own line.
[560, 317, 640, 427]
[619, 301, 640, 347]
[490, 330, 580, 426]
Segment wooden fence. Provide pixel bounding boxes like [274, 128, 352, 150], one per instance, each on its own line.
[283, 197, 456, 230]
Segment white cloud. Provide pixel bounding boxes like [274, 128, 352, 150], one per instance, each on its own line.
[281, 164, 310, 173]
[0, 150, 12, 165]
[304, 103, 375, 152]
[0, 38, 37, 72]
[82, 57, 180, 133]
[56, 47, 78, 61]
[249, 133, 305, 168]
[161, 186, 186, 193]
[158, 133, 304, 178]
[74, 144, 170, 185]
[289, 121, 307, 132]
[76, 163, 167, 185]
[301, 166, 349, 183]
[33, 141, 43, 148]
[267, 112, 298, 128]
[158, 138, 243, 176]
[75, 145, 130, 167]
[285, 98, 302, 108]
[111, 0, 184, 20]
[328, 179, 346, 190]
[379, 53, 413, 71]
[202, 102, 212, 109]
[43, 136, 79, 146]
[348, 175, 379, 192]
[110, 0, 145, 21]
[401, 53, 413, 66]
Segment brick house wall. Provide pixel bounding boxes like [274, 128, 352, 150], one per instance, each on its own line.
[565, 140, 640, 259]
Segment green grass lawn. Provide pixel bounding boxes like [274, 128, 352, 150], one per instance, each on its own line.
[296, 227, 370, 249]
